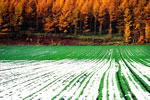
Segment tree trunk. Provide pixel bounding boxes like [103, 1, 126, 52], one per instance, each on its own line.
[90, 14, 93, 32]
[108, 22, 112, 38]
[94, 17, 97, 35]
[74, 23, 78, 35]
[54, 25, 56, 34]
[118, 28, 122, 36]
[70, 26, 72, 34]
[80, 16, 82, 34]
[99, 23, 102, 35]
[36, 17, 39, 31]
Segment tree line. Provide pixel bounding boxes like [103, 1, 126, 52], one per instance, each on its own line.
[0, 0, 150, 43]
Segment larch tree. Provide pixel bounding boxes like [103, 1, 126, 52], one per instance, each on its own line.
[116, 9, 124, 36]
[128, 0, 137, 8]
[129, 0, 145, 43]
[13, 0, 25, 32]
[58, 0, 73, 33]
[77, 0, 86, 34]
[52, 0, 64, 33]
[35, 0, 44, 31]
[133, 10, 145, 43]
[0, 0, 9, 32]
[98, 0, 106, 35]
[106, 0, 118, 38]
[25, 0, 36, 30]
[39, 0, 54, 33]
[116, 0, 125, 36]
[43, 17, 55, 33]
[145, 23, 150, 42]
[124, 8, 132, 43]
[144, 1, 150, 42]
[8, 0, 16, 31]
[80, 0, 90, 34]
[67, 0, 77, 34]
[120, 0, 132, 43]
[72, 1, 79, 35]
[119, 0, 130, 37]
[93, 0, 100, 34]
[89, 0, 94, 33]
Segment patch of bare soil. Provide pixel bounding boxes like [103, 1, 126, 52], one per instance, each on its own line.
[0, 34, 123, 46]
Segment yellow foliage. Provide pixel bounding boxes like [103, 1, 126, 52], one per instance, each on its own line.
[124, 8, 132, 43]
[76, 0, 84, 9]
[124, 24, 131, 43]
[1, 28, 9, 32]
[62, 0, 70, 11]
[145, 23, 150, 42]
[44, 17, 55, 32]
[138, 0, 146, 9]
[15, 2, 24, 16]
[84, 29, 90, 33]
[81, 0, 89, 15]
[93, 0, 100, 16]
[0, 0, 9, 32]
[129, 0, 137, 7]
[119, 0, 128, 10]
[137, 35, 144, 43]
[59, 0, 65, 8]
[26, 6, 33, 14]
[64, 29, 67, 33]
[124, 8, 132, 24]
[0, 0, 8, 17]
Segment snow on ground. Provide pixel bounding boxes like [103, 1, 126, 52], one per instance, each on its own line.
[0, 59, 150, 100]
[120, 60, 150, 100]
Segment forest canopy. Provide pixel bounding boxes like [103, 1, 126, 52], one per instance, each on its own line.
[0, 0, 150, 43]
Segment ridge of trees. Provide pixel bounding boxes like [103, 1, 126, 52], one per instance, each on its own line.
[0, 0, 150, 43]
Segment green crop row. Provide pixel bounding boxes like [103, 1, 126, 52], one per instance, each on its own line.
[0, 45, 149, 60]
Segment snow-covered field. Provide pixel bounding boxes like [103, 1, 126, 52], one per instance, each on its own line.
[0, 46, 150, 100]
[0, 59, 150, 100]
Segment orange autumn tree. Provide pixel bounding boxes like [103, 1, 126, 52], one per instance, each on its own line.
[8, 0, 16, 31]
[107, 0, 119, 38]
[98, 0, 106, 35]
[80, 0, 90, 34]
[0, 0, 9, 32]
[107, 0, 113, 38]
[133, 0, 146, 43]
[43, 17, 55, 33]
[35, 0, 44, 31]
[92, 0, 100, 34]
[13, 0, 25, 31]
[124, 8, 132, 43]
[58, 0, 73, 33]
[37, 0, 54, 33]
[144, 1, 150, 42]
[76, 0, 85, 34]
[25, 0, 36, 29]
[52, 0, 64, 33]
[72, 1, 79, 34]
[145, 23, 150, 42]
[116, 2, 125, 36]
[67, 0, 77, 34]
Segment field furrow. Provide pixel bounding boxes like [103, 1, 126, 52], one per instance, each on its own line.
[0, 46, 150, 100]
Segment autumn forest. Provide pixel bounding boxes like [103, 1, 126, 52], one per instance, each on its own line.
[0, 0, 150, 43]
